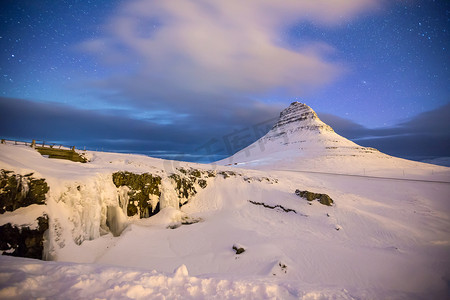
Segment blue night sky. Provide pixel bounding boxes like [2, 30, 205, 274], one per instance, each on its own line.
[1, 0, 449, 163]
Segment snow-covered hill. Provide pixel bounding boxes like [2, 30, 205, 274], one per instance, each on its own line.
[1, 103, 449, 299]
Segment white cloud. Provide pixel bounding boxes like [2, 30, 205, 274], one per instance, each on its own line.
[80, 0, 378, 94]
[76, 0, 381, 129]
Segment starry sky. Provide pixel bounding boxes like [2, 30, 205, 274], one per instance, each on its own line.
[1, 0, 449, 163]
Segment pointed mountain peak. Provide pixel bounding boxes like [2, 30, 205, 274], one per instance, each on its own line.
[270, 101, 333, 134]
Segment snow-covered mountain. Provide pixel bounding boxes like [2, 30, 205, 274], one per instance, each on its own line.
[219, 102, 433, 178]
[1, 103, 450, 299]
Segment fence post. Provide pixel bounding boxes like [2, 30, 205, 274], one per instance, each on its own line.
[71, 146, 75, 152]
[31, 139, 36, 148]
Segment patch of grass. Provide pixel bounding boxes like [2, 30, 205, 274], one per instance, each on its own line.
[35, 147, 87, 163]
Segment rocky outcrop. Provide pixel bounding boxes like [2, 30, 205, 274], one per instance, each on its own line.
[112, 169, 214, 215]
[169, 174, 198, 206]
[0, 170, 49, 260]
[112, 172, 161, 218]
[295, 190, 334, 206]
[0, 215, 49, 259]
[0, 170, 49, 213]
[169, 168, 213, 207]
[270, 102, 334, 133]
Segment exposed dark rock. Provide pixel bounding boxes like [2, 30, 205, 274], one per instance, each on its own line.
[295, 189, 334, 206]
[218, 171, 238, 179]
[127, 203, 138, 217]
[181, 216, 202, 225]
[243, 176, 278, 184]
[190, 169, 202, 178]
[272, 261, 288, 276]
[0, 170, 49, 214]
[248, 200, 300, 214]
[232, 245, 245, 255]
[176, 168, 207, 179]
[279, 262, 287, 271]
[169, 174, 197, 206]
[198, 179, 207, 189]
[167, 216, 203, 229]
[0, 215, 49, 259]
[167, 223, 181, 229]
[177, 168, 188, 175]
[112, 172, 161, 218]
[169, 168, 218, 206]
[270, 102, 334, 133]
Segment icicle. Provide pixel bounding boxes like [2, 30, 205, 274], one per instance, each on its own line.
[159, 177, 179, 210]
[106, 206, 127, 237]
[117, 186, 130, 216]
[19, 175, 29, 199]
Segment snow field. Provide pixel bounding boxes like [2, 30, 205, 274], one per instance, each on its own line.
[0, 256, 297, 299]
[1, 142, 450, 299]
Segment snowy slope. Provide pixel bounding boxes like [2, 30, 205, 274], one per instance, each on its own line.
[1, 102, 450, 299]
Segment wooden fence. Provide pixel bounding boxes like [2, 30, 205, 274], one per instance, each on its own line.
[0, 139, 79, 151]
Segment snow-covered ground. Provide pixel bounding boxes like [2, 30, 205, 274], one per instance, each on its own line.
[1, 143, 449, 299]
[0, 255, 363, 300]
[1, 103, 449, 299]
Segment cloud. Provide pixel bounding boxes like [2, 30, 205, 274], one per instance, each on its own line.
[77, 0, 379, 122]
[317, 113, 369, 139]
[4, 1, 404, 162]
[0, 97, 279, 161]
[320, 103, 450, 159]
[2, 97, 447, 162]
